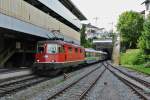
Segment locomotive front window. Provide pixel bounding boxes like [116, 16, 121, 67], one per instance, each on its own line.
[47, 44, 58, 54]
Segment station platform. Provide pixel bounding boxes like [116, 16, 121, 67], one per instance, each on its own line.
[0, 68, 33, 80]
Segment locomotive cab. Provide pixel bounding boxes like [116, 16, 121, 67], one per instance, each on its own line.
[36, 42, 65, 63]
[33, 40, 85, 71]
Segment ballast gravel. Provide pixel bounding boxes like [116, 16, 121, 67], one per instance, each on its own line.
[52, 66, 105, 100]
[112, 64, 150, 83]
[30, 64, 101, 100]
[86, 69, 140, 100]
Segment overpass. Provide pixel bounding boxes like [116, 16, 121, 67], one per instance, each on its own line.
[93, 39, 113, 59]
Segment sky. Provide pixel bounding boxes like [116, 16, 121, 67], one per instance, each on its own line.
[71, 0, 145, 31]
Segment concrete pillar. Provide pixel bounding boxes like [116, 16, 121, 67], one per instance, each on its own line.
[0, 34, 5, 68]
[112, 35, 120, 65]
[0, 34, 4, 52]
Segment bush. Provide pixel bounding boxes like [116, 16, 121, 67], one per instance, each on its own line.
[144, 62, 150, 68]
[121, 49, 146, 65]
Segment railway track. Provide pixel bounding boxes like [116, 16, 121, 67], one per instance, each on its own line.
[1, 62, 149, 99]
[0, 75, 50, 97]
[103, 62, 150, 100]
[106, 62, 150, 88]
[48, 65, 106, 100]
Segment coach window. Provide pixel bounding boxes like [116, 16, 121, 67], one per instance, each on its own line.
[86, 52, 90, 57]
[75, 48, 78, 53]
[58, 45, 64, 53]
[80, 49, 82, 53]
[85, 52, 88, 57]
[90, 52, 92, 57]
[68, 47, 72, 53]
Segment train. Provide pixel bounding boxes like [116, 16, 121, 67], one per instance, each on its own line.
[33, 39, 107, 74]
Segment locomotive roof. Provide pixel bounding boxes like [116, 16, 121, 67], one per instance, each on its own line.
[85, 48, 107, 54]
[38, 40, 84, 48]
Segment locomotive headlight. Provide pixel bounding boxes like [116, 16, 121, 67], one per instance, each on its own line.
[44, 55, 48, 58]
[37, 59, 39, 62]
[51, 60, 56, 62]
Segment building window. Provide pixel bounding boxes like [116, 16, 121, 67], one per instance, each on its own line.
[146, 3, 150, 10]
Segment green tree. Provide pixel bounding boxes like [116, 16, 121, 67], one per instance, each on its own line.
[80, 24, 86, 46]
[80, 24, 93, 48]
[138, 18, 150, 54]
[117, 11, 144, 50]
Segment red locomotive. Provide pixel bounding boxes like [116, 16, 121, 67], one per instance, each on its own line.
[33, 39, 85, 73]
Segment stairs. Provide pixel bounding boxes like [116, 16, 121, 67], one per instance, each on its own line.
[0, 46, 16, 67]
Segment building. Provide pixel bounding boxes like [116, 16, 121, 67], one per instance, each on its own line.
[85, 24, 108, 39]
[142, 0, 150, 17]
[0, 0, 87, 67]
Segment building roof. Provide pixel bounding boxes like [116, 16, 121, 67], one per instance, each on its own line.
[24, 0, 85, 31]
[59, 0, 87, 20]
[93, 40, 112, 43]
[85, 24, 104, 30]
[142, 0, 150, 4]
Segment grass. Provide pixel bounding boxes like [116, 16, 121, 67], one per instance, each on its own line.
[121, 49, 144, 65]
[121, 49, 150, 75]
[123, 65, 150, 75]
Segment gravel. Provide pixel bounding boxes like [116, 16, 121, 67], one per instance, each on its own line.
[112, 64, 150, 83]
[86, 69, 140, 100]
[0, 63, 102, 100]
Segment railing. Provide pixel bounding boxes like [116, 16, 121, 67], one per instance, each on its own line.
[0, 45, 16, 66]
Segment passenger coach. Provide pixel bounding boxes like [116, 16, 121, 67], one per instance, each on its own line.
[85, 48, 107, 64]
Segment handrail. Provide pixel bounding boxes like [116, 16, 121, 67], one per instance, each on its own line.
[0, 47, 7, 56]
[0, 45, 16, 62]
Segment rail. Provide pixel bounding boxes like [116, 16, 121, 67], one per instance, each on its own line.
[79, 68, 106, 99]
[103, 62, 150, 100]
[106, 62, 150, 88]
[0, 75, 49, 97]
[48, 65, 105, 100]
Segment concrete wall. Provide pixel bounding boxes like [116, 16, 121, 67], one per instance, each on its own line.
[0, 0, 80, 42]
